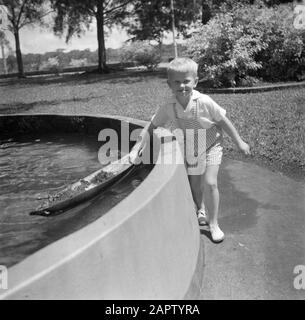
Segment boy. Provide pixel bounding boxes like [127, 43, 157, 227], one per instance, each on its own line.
[129, 57, 250, 243]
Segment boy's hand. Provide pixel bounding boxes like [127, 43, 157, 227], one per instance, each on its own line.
[238, 140, 251, 155]
[128, 145, 144, 165]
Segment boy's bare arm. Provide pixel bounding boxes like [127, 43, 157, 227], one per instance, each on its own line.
[134, 121, 156, 149]
[129, 121, 157, 163]
[217, 116, 251, 155]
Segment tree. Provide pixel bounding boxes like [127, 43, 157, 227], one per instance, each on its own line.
[51, 0, 135, 73]
[0, 30, 9, 74]
[125, 0, 202, 46]
[0, 0, 50, 77]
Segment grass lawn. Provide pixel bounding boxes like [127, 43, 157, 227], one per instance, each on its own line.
[1, 70, 304, 179]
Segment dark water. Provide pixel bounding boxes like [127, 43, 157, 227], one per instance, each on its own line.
[0, 133, 151, 267]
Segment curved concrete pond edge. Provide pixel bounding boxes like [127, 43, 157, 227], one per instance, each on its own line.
[0, 113, 204, 300]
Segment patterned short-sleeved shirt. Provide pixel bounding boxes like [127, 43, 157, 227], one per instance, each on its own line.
[151, 90, 226, 128]
[152, 90, 226, 174]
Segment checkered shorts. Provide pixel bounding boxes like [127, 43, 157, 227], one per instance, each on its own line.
[206, 143, 223, 166]
[172, 102, 223, 174]
[184, 142, 223, 175]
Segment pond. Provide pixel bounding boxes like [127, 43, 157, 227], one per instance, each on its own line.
[0, 133, 151, 267]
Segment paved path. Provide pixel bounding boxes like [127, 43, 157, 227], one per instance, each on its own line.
[200, 158, 305, 300]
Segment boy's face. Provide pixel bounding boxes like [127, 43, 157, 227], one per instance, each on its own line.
[167, 71, 198, 98]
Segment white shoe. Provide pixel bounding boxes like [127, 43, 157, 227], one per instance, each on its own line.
[209, 224, 225, 243]
[197, 209, 209, 226]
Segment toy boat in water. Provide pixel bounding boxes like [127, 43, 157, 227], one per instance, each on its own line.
[30, 154, 136, 217]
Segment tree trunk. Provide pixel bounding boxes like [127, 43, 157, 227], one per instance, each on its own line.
[158, 33, 164, 58]
[96, 1, 107, 73]
[202, 0, 212, 25]
[1, 41, 7, 74]
[14, 30, 25, 77]
[170, 0, 178, 58]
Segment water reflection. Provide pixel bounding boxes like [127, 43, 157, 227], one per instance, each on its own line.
[0, 133, 152, 267]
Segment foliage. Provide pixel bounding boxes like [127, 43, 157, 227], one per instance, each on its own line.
[120, 41, 161, 70]
[249, 4, 305, 81]
[186, 12, 265, 87]
[0, 0, 49, 76]
[4, 46, 130, 73]
[124, 0, 202, 43]
[0, 30, 9, 46]
[69, 58, 88, 67]
[1, 0, 47, 31]
[40, 56, 62, 74]
[187, 2, 305, 87]
[50, 0, 134, 72]
[0, 30, 10, 74]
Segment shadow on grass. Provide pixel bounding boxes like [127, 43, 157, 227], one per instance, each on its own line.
[0, 102, 39, 114]
[0, 69, 167, 88]
[0, 95, 103, 114]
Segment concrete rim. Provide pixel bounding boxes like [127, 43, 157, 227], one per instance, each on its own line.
[0, 113, 204, 300]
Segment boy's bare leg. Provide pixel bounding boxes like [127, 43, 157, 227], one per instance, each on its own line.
[202, 165, 225, 242]
[188, 174, 203, 211]
[202, 165, 219, 225]
[188, 173, 209, 226]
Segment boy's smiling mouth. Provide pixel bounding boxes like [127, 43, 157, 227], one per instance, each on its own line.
[177, 89, 191, 96]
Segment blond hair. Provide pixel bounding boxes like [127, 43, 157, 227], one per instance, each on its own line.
[167, 57, 198, 78]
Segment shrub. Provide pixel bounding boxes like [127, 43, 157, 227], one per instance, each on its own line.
[120, 41, 161, 70]
[40, 56, 64, 75]
[235, 3, 305, 82]
[187, 2, 305, 87]
[69, 58, 88, 67]
[186, 12, 265, 87]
